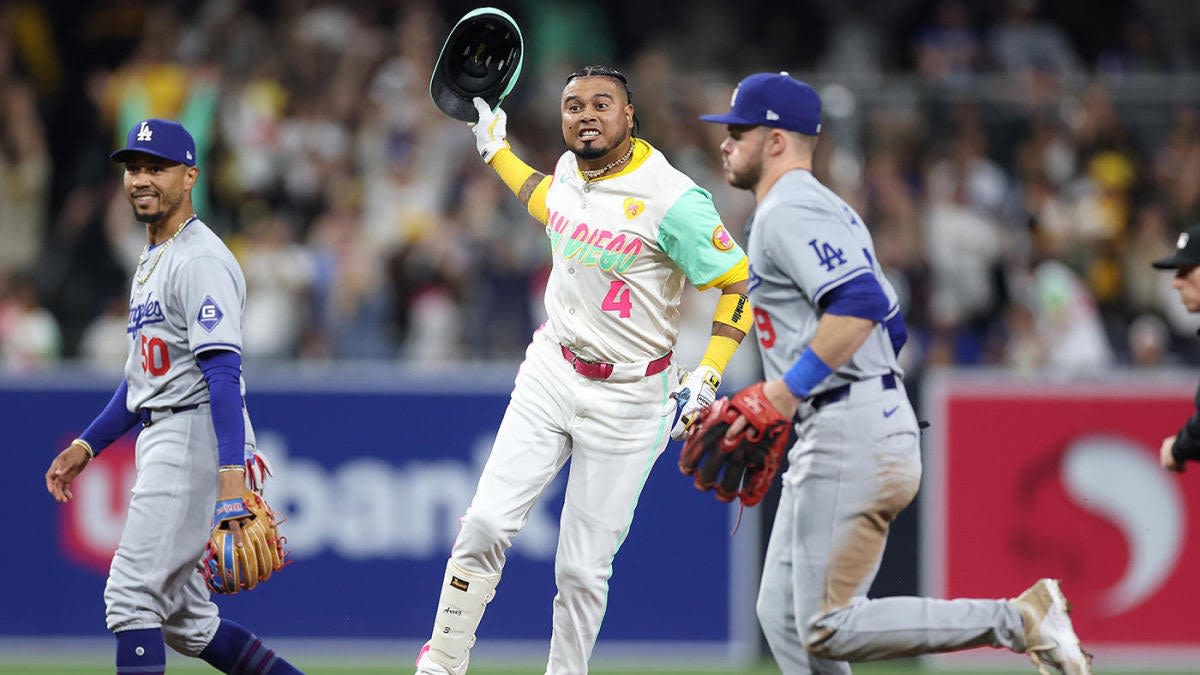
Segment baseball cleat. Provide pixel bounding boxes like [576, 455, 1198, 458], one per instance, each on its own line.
[1013, 578, 1093, 675]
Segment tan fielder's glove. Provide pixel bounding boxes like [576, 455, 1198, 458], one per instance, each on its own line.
[201, 491, 288, 594]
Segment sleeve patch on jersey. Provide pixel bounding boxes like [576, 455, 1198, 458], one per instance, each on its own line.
[197, 296, 224, 332]
[711, 224, 735, 251]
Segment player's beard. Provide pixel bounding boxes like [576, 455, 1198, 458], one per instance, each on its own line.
[725, 160, 762, 191]
[130, 191, 177, 224]
[572, 127, 629, 161]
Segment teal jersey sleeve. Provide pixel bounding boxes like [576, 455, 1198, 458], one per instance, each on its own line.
[657, 187, 746, 287]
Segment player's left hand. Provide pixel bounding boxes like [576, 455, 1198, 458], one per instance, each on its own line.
[470, 97, 509, 163]
[670, 365, 722, 440]
[1161, 434, 1185, 473]
[44, 441, 92, 503]
[723, 379, 799, 439]
[679, 382, 795, 506]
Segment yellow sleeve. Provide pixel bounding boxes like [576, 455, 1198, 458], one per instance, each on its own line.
[697, 256, 749, 291]
[698, 292, 753, 372]
[489, 147, 550, 226]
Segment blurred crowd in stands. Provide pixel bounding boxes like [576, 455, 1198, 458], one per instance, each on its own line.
[2, 0, 1200, 379]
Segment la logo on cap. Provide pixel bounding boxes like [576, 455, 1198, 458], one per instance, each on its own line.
[1180, 232, 1190, 249]
[136, 121, 153, 142]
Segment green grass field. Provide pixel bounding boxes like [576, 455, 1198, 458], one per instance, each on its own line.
[0, 663, 1193, 675]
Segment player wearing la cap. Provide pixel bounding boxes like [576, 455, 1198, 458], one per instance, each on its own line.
[43, 119, 301, 675]
[699, 74, 1092, 674]
[414, 65, 752, 675]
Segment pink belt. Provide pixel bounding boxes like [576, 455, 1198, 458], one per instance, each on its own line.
[560, 344, 672, 380]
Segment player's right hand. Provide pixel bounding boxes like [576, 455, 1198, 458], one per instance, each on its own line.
[470, 97, 509, 163]
[45, 441, 92, 503]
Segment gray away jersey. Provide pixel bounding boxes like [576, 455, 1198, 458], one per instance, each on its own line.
[124, 217, 246, 411]
[746, 170, 902, 394]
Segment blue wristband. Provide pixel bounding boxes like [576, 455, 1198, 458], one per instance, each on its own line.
[782, 348, 832, 399]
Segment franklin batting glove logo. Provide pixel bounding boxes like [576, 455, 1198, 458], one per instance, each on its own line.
[731, 295, 747, 324]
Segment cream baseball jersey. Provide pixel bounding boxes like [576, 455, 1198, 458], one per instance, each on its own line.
[540, 138, 745, 362]
[124, 217, 247, 411]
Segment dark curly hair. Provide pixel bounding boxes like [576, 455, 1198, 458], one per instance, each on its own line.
[565, 65, 640, 137]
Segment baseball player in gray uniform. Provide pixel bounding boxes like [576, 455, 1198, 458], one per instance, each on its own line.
[414, 66, 754, 675]
[700, 74, 1091, 674]
[44, 119, 301, 675]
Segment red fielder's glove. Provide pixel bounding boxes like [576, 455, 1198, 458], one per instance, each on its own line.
[679, 382, 795, 506]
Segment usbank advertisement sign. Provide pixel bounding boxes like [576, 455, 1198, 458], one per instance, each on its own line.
[13, 371, 740, 643]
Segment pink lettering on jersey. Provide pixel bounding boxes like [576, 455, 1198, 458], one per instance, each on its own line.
[546, 209, 644, 273]
[562, 223, 591, 260]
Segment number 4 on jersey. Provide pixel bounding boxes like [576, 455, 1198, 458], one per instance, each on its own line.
[601, 280, 632, 318]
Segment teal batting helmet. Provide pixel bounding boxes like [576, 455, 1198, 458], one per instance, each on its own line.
[429, 7, 524, 123]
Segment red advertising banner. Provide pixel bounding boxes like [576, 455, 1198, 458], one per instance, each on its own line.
[923, 373, 1200, 668]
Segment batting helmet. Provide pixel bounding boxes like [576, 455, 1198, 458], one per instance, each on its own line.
[429, 7, 524, 123]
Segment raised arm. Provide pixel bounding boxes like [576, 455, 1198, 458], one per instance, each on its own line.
[470, 97, 552, 226]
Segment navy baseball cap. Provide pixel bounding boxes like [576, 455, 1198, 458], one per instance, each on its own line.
[110, 119, 196, 166]
[1153, 224, 1200, 269]
[700, 72, 821, 135]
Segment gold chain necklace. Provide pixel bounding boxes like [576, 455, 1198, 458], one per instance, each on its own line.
[135, 214, 196, 285]
[580, 142, 634, 180]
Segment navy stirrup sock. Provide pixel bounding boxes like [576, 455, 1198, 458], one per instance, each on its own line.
[116, 627, 165, 675]
[199, 619, 303, 674]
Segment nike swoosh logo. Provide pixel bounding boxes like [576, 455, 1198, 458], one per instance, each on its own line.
[883, 406, 899, 418]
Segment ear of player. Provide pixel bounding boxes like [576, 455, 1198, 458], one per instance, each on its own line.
[679, 382, 794, 506]
[669, 365, 722, 440]
[201, 491, 289, 594]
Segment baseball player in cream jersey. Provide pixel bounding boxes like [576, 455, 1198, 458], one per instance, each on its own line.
[44, 119, 301, 675]
[700, 73, 1094, 672]
[700, 73, 1091, 674]
[415, 66, 753, 675]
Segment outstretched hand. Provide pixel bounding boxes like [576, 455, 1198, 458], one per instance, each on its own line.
[470, 97, 509, 163]
[45, 442, 92, 503]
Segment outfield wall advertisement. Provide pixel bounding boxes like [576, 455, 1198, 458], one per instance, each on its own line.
[8, 367, 759, 663]
[924, 372, 1200, 669]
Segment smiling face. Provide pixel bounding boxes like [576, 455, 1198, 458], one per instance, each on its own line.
[122, 153, 197, 225]
[560, 75, 633, 162]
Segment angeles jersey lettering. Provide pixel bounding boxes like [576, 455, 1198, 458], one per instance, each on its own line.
[124, 219, 248, 412]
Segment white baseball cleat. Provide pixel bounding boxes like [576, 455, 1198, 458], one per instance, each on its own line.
[415, 641, 470, 675]
[1012, 578, 1093, 675]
